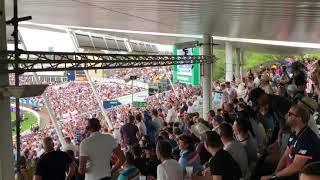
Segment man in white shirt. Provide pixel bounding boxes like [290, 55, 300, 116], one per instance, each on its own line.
[187, 101, 195, 114]
[63, 137, 76, 154]
[192, 96, 203, 113]
[220, 84, 229, 105]
[166, 104, 177, 123]
[226, 81, 237, 104]
[156, 140, 183, 180]
[35, 144, 45, 158]
[136, 113, 147, 136]
[151, 109, 163, 134]
[113, 123, 122, 144]
[254, 74, 261, 88]
[79, 118, 125, 180]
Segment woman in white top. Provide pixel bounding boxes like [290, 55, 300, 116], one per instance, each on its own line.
[154, 141, 183, 180]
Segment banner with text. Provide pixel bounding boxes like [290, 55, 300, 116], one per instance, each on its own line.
[172, 47, 200, 86]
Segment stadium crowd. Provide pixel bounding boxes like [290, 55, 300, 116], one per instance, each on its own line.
[14, 58, 320, 180]
[44, 81, 143, 118]
[110, 66, 170, 83]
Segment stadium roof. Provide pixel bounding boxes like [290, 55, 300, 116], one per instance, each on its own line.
[5, 0, 320, 53]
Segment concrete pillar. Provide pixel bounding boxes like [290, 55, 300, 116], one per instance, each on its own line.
[240, 50, 244, 78]
[202, 34, 212, 120]
[225, 42, 233, 82]
[0, 0, 15, 179]
[235, 48, 241, 80]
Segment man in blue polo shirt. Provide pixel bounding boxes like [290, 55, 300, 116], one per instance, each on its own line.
[261, 104, 320, 180]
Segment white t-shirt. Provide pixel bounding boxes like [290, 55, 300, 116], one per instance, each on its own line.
[36, 148, 45, 158]
[187, 105, 195, 114]
[113, 128, 121, 144]
[193, 97, 203, 112]
[221, 89, 229, 105]
[227, 88, 237, 103]
[166, 108, 177, 123]
[157, 159, 183, 180]
[137, 121, 147, 136]
[254, 77, 260, 87]
[80, 132, 117, 180]
[63, 143, 77, 153]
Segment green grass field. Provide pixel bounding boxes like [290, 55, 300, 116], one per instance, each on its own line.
[11, 112, 38, 135]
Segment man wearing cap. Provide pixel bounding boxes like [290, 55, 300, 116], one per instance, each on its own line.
[297, 97, 319, 137]
[261, 104, 320, 180]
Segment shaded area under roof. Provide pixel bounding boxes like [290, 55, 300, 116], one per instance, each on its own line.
[4, 0, 320, 53]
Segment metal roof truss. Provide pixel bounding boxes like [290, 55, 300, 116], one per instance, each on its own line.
[0, 50, 216, 73]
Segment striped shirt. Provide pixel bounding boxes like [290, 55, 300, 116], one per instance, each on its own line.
[117, 166, 140, 180]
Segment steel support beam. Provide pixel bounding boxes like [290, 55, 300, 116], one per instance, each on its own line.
[0, 51, 216, 73]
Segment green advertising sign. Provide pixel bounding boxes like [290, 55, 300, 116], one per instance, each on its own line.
[133, 101, 148, 107]
[173, 47, 200, 86]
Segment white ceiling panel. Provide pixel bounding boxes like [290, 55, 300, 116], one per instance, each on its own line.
[4, 0, 320, 53]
